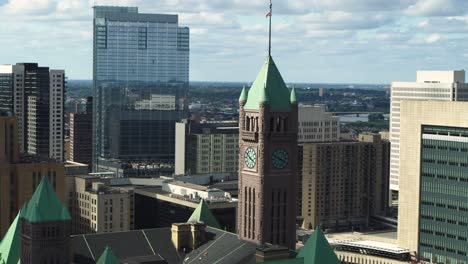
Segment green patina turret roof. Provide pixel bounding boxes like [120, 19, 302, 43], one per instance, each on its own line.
[187, 199, 221, 229]
[244, 56, 292, 110]
[19, 177, 71, 223]
[0, 212, 21, 264]
[239, 85, 248, 102]
[290, 87, 297, 104]
[96, 246, 119, 264]
[296, 228, 340, 264]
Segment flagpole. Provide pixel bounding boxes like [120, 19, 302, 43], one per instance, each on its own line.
[268, 0, 272, 56]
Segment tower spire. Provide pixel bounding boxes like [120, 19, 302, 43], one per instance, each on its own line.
[267, 0, 273, 56]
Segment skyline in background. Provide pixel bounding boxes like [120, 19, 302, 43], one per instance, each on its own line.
[0, 0, 467, 83]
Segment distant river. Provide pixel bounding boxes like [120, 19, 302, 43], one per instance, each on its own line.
[339, 114, 389, 123]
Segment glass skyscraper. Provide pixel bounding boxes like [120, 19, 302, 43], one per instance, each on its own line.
[93, 6, 189, 168]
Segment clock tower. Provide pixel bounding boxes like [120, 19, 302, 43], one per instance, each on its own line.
[237, 55, 298, 249]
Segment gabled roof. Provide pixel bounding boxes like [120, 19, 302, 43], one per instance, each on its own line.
[296, 229, 340, 264]
[96, 246, 119, 264]
[0, 212, 21, 264]
[20, 177, 71, 223]
[187, 199, 221, 229]
[72, 227, 256, 264]
[244, 56, 292, 111]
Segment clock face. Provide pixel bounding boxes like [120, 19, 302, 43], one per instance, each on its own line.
[272, 148, 289, 169]
[244, 147, 257, 169]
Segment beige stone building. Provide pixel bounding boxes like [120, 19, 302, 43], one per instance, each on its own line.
[390, 70, 468, 199]
[68, 176, 134, 234]
[298, 105, 340, 143]
[0, 116, 66, 237]
[299, 134, 390, 230]
[398, 101, 468, 263]
[175, 120, 239, 175]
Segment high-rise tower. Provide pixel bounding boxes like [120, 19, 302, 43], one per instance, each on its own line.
[92, 6, 189, 169]
[0, 63, 65, 161]
[237, 56, 298, 248]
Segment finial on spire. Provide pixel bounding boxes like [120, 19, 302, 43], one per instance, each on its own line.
[290, 86, 297, 104]
[239, 85, 248, 103]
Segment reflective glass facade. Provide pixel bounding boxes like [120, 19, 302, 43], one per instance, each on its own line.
[93, 6, 189, 167]
[419, 126, 468, 264]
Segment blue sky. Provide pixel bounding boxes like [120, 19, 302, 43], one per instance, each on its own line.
[0, 0, 467, 83]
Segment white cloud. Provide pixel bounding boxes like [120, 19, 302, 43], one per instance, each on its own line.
[1, 0, 56, 15]
[0, 0, 467, 83]
[300, 11, 393, 30]
[425, 33, 442, 43]
[405, 0, 468, 16]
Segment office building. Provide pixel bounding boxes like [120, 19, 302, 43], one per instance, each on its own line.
[298, 104, 340, 143]
[0, 63, 65, 161]
[96, 158, 173, 178]
[135, 180, 236, 231]
[237, 55, 298, 249]
[299, 134, 390, 230]
[68, 176, 134, 234]
[69, 100, 92, 168]
[0, 116, 66, 237]
[398, 101, 468, 264]
[390, 70, 468, 201]
[93, 6, 189, 168]
[175, 120, 239, 175]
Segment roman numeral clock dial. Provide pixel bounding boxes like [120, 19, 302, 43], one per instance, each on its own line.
[272, 148, 289, 169]
[244, 147, 257, 169]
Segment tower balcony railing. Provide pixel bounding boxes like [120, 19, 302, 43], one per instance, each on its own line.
[241, 131, 258, 141]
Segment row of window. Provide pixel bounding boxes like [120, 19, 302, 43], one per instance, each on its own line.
[420, 229, 467, 241]
[420, 243, 467, 257]
[421, 214, 468, 225]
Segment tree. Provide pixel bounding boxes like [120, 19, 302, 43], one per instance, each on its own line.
[368, 113, 385, 122]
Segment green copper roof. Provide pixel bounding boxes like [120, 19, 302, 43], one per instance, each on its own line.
[19, 177, 71, 223]
[0, 212, 21, 264]
[187, 200, 221, 229]
[96, 246, 119, 264]
[239, 85, 248, 102]
[290, 87, 297, 104]
[296, 229, 340, 264]
[244, 56, 292, 110]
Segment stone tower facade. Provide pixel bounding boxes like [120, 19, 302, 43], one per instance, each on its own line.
[237, 56, 298, 249]
[19, 177, 72, 263]
[20, 219, 71, 263]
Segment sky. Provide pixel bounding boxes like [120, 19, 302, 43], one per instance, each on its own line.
[0, 0, 467, 84]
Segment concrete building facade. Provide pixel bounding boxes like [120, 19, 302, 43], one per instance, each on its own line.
[298, 105, 340, 143]
[390, 70, 468, 201]
[68, 176, 134, 234]
[175, 120, 239, 175]
[69, 112, 92, 168]
[398, 101, 468, 264]
[299, 134, 390, 230]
